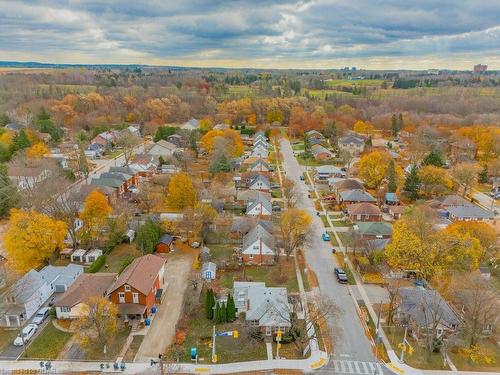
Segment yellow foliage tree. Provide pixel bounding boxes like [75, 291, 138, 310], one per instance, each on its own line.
[200, 129, 243, 157]
[445, 221, 496, 253]
[353, 120, 375, 135]
[357, 150, 393, 189]
[0, 130, 13, 146]
[75, 296, 118, 354]
[418, 165, 453, 197]
[199, 118, 213, 132]
[457, 126, 500, 160]
[279, 208, 312, 258]
[458, 345, 496, 365]
[166, 172, 196, 210]
[79, 190, 112, 247]
[4, 209, 67, 272]
[26, 142, 49, 159]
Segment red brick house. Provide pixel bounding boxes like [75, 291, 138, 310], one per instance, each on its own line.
[107, 254, 166, 319]
[347, 203, 382, 222]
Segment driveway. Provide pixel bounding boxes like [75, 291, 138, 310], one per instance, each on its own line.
[135, 250, 195, 361]
[280, 139, 376, 362]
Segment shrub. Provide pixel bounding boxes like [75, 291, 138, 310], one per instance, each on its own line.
[118, 255, 135, 274]
[87, 255, 106, 273]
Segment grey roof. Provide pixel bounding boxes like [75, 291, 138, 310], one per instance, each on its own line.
[201, 262, 217, 274]
[39, 264, 83, 287]
[354, 221, 393, 236]
[237, 190, 271, 203]
[91, 177, 123, 188]
[242, 222, 274, 254]
[182, 118, 200, 130]
[399, 288, 461, 329]
[339, 189, 376, 202]
[248, 174, 270, 188]
[311, 145, 333, 157]
[3, 270, 46, 303]
[246, 286, 291, 328]
[109, 166, 135, 175]
[246, 194, 272, 215]
[250, 159, 270, 170]
[158, 234, 174, 245]
[100, 171, 132, 181]
[339, 134, 365, 145]
[5, 123, 25, 131]
[316, 165, 343, 175]
[440, 194, 474, 207]
[446, 205, 494, 220]
[305, 130, 324, 138]
[365, 238, 391, 250]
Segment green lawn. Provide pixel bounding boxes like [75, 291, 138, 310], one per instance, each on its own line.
[271, 189, 282, 198]
[385, 327, 449, 370]
[105, 243, 141, 273]
[23, 321, 73, 359]
[320, 215, 329, 227]
[209, 244, 235, 262]
[0, 328, 19, 352]
[296, 153, 322, 167]
[292, 143, 305, 151]
[220, 261, 299, 292]
[104, 150, 123, 159]
[123, 335, 144, 362]
[331, 220, 352, 227]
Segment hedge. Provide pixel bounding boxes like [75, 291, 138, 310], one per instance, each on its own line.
[87, 255, 106, 273]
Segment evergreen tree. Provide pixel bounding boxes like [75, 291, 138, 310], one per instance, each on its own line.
[220, 302, 227, 323]
[78, 147, 89, 178]
[303, 135, 311, 153]
[478, 164, 488, 184]
[205, 289, 215, 320]
[135, 219, 163, 253]
[37, 107, 50, 121]
[0, 113, 9, 127]
[0, 162, 19, 218]
[422, 150, 444, 167]
[398, 113, 404, 131]
[387, 160, 397, 193]
[10, 130, 31, 153]
[366, 136, 372, 148]
[404, 165, 420, 201]
[214, 302, 221, 323]
[391, 114, 398, 138]
[226, 294, 236, 322]
[209, 154, 231, 173]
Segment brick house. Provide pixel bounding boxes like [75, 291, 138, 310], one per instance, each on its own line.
[107, 254, 166, 319]
[241, 223, 275, 265]
[347, 203, 382, 222]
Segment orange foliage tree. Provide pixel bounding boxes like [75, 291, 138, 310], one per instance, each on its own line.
[200, 129, 243, 156]
[26, 142, 49, 159]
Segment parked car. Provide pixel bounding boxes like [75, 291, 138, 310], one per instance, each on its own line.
[334, 267, 348, 284]
[300, 175, 305, 181]
[322, 232, 330, 241]
[13, 324, 38, 346]
[272, 204, 282, 212]
[32, 307, 50, 325]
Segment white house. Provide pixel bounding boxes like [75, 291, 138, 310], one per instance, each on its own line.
[246, 195, 272, 217]
[55, 273, 117, 320]
[201, 262, 217, 280]
[248, 174, 271, 192]
[338, 134, 365, 155]
[249, 159, 271, 172]
[253, 138, 270, 149]
[0, 270, 52, 327]
[251, 147, 269, 159]
[7, 165, 52, 191]
[315, 165, 345, 180]
[181, 118, 200, 131]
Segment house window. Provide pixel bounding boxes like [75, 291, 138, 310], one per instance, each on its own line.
[249, 254, 254, 259]
[61, 306, 71, 312]
[118, 293, 125, 303]
[132, 293, 139, 304]
[124, 285, 131, 292]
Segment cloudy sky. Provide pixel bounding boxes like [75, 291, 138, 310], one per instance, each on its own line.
[1, 0, 499, 70]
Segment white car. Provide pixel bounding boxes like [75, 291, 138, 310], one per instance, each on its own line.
[13, 324, 38, 346]
[32, 307, 50, 325]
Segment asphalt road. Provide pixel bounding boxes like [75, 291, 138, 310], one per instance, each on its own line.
[280, 139, 376, 363]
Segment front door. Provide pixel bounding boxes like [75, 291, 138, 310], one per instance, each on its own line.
[119, 292, 125, 303]
[265, 326, 272, 336]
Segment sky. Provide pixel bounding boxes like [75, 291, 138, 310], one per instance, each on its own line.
[0, 0, 499, 70]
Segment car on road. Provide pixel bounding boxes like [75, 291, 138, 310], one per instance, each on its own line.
[300, 175, 305, 181]
[13, 324, 38, 346]
[334, 267, 348, 284]
[322, 232, 330, 241]
[32, 307, 50, 325]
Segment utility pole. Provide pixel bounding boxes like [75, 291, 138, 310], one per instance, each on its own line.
[211, 325, 217, 363]
[400, 326, 408, 363]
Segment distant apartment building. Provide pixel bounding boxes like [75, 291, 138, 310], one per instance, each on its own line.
[473, 64, 487, 73]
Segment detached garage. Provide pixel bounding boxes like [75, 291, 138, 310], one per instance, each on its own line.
[156, 234, 175, 253]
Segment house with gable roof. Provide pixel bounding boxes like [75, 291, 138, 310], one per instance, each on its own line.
[241, 222, 275, 264]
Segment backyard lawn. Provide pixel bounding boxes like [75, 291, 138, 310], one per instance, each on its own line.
[209, 244, 236, 262]
[219, 259, 299, 292]
[23, 321, 73, 359]
[105, 243, 141, 273]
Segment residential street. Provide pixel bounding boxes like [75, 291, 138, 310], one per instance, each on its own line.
[280, 138, 376, 362]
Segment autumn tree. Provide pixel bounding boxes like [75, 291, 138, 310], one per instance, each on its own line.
[451, 162, 480, 197]
[75, 297, 118, 355]
[181, 202, 217, 243]
[282, 177, 299, 208]
[200, 129, 243, 157]
[357, 150, 393, 189]
[79, 190, 112, 247]
[199, 118, 213, 132]
[338, 149, 354, 177]
[5, 209, 67, 272]
[418, 165, 453, 198]
[446, 221, 496, 256]
[166, 172, 196, 209]
[387, 159, 397, 193]
[353, 120, 374, 135]
[279, 208, 312, 259]
[26, 142, 49, 159]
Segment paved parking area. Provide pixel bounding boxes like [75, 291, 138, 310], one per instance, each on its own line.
[134, 250, 195, 361]
[363, 284, 390, 305]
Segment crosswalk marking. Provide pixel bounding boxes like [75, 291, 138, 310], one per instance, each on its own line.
[321, 360, 384, 374]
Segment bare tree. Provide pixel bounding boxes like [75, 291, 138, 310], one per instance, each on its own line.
[282, 177, 299, 208]
[386, 279, 403, 326]
[451, 273, 499, 347]
[278, 208, 312, 259]
[338, 149, 354, 177]
[116, 131, 141, 165]
[450, 162, 480, 197]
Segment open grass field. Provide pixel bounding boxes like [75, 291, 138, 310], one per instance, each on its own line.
[325, 79, 386, 87]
